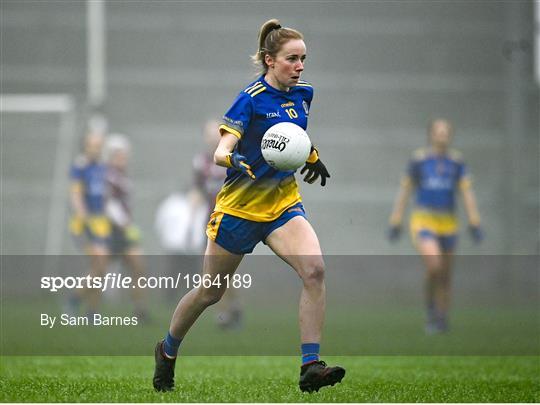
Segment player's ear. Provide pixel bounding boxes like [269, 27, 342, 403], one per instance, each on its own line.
[264, 54, 275, 69]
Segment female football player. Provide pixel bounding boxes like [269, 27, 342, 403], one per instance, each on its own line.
[388, 119, 484, 333]
[68, 125, 110, 318]
[104, 134, 149, 321]
[193, 120, 242, 330]
[153, 19, 345, 393]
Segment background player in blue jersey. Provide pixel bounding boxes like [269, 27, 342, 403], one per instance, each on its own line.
[388, 119, 484, 334]
[68, 125, 110, 317]
[154, 19, 344, 393]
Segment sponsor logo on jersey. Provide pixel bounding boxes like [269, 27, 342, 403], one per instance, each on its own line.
[266, 111, 281, 119]
[223, 116, 244, 128]
[302, 100, 309, 115]
[281, 101, 295, 108]
[422, 177, 453, 190]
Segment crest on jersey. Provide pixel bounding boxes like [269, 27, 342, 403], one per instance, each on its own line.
[302, 101, 309, 115]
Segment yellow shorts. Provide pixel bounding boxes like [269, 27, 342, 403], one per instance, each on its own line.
[409, 209, 458, 249]
[69, 215, 111, 245]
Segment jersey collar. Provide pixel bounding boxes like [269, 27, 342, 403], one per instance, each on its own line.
[260, 75, 294, 94]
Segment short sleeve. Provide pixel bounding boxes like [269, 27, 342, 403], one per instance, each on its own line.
[296, 82, 314, 116]
[406, 159, 420, 185]
[69, 158, 84, 181]
[219, 92, 253, 139]
[69, 158, 85, 193]
[304, 85, 314, 110]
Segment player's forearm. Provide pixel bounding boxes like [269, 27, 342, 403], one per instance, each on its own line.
[214, 148, 233, 168]
[389, 180, 412, 225]
[70, 182, 87, 217]
[462, 187, 481, 226]
[70, 193, 87, 218]
[214, 132, 240, 168]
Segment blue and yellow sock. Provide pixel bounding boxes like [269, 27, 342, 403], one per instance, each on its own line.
[163, 331, 182, 359]
[301, 343, 320, 365]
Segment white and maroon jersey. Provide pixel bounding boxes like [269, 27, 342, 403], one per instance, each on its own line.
[105, 166, 132, 227]
[192, 152, 227, 205]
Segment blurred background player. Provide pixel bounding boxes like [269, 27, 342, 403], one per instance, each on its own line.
[192, 120, 242, 330]
[67, 117, 110, 318]
[154, 189, 207, 268]
[104, 133, 150, 322]
[388, 118, 484, 334]
[155, 185, 206, 303]
[154, 120, 240, 328]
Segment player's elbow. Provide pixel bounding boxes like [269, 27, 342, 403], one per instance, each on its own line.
[213, 150, 220, 165]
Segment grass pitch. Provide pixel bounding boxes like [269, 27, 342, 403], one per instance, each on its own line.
[1, 355, 538, 402]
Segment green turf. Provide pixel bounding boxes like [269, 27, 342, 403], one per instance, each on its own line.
[1, 356, 538, 402]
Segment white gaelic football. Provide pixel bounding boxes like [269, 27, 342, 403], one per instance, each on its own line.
[261, 122, 311, 171]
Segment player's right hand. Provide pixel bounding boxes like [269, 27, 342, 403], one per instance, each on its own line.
[387, 225, 402, 242]
[226, 152, 256, 180]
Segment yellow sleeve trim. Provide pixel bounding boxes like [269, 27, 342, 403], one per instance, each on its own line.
[412, 147, 427, 160]
[219, 124, 242, 139]
[70, 181, 83, 193]
[459, 176, 472, 190]
[400, 176, 413, 187]
[306, 147, 319, 164]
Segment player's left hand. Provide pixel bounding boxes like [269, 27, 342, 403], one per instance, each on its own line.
[301, 146, 330, 186]
[387, 225, 402, 242]
[126, 224, 142, 242]
[468, 224, 484, 244]
[226, 152, 256, 180]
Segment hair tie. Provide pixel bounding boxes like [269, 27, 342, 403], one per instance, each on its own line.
[259, 24, 282, 54]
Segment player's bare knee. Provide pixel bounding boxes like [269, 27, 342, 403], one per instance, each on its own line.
[300, 259, 325, 286]
[426, 258, 444, 276]
[90, 244, 108, 257]
[198, 287, 224, 307]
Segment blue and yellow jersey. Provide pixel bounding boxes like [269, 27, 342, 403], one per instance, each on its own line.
[216, 76, 314, 222]
[406, 147, 471, 212]
[69, 155, 107, 214]
[405, 148, 471, 236]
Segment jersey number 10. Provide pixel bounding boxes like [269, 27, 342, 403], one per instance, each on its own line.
[285, 108, 298, 119]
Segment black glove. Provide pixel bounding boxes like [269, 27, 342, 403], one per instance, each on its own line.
[300, 146, 330, 186]
[387, 225, 402, 242]
[468, 224, 484, 244]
